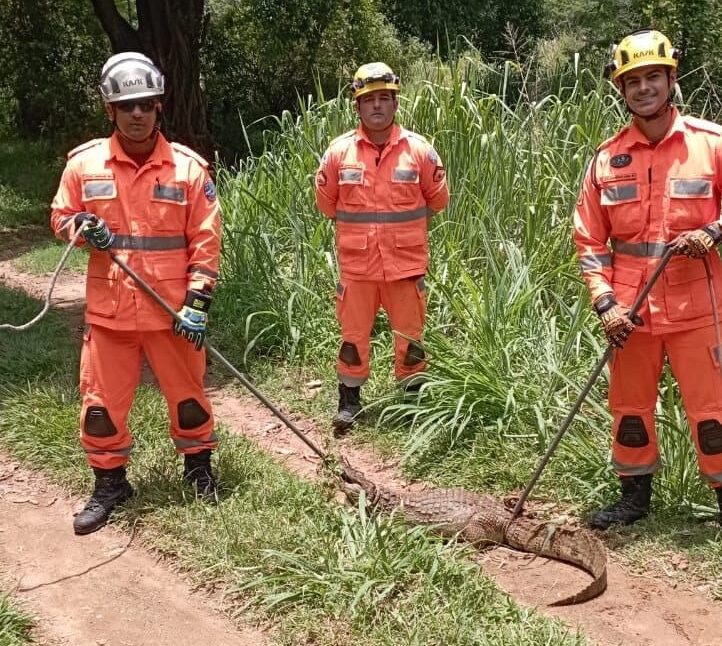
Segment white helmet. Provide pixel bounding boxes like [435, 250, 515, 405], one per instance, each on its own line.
[99, 52, 164, 103]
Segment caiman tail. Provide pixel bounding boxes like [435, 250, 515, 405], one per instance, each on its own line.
[504, 517, 607, 606]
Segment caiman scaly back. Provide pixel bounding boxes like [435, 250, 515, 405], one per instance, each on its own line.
[340, 459, 606, 606]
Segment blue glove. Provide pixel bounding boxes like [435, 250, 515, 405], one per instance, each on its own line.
[173, 290, 212, 350]
[73, 212, 115, 250]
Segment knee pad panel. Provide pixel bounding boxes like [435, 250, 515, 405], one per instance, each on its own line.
[178, 398, 210, 430]
[403, 340, 425, 367]
[339, 341, 362, 366]
[84, 406, 118, 437]
[698, 419, 722, 455]
[616, 415, 649, 448]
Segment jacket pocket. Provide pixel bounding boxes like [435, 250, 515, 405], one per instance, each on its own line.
[81, 175, 119, 227]
[149, 181, 188, 232]
[664, 257, 710, 322]
[85, 255, 119, 318]
[668, 177, 715, 232]
[611, 265, 643, 310]
[151, 255, 188, 311]
[602, 182, 643, 237]
[391, 165, 420, 205]
[337, 233, 369, 274]
[394, 229, 427, 273]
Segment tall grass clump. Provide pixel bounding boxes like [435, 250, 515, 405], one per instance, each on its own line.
[216, 51, 720, 512]
[0, 594, 34, 646]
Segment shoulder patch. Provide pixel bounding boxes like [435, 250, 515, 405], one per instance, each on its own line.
[170, 142, 209, 167]
[67, 138, 105, 160]
[403, 129, 430, 145]
[682, 116, 722, 136]
[203, 179, 217, 202]
[328, 130, 356, 149]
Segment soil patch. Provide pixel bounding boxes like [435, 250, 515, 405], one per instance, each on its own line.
[2, 252, 722, 645]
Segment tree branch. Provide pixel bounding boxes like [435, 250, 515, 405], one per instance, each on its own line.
[90, 0, 140, 51]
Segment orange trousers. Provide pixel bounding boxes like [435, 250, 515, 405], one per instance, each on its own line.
[79, 324, 217, 469]
[335, 277, 427, 386]
[609, 325, 722, 486]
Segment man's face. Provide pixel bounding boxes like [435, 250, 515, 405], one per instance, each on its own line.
[355, 90, 398, 132]
[619, 65, 675, 116]
[106, 97, 160, 142]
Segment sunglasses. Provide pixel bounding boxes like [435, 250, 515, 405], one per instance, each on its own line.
[352, 72, 400, 92]
[115, 99, 158, 113]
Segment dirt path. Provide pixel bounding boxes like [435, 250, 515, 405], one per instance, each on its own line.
[1, 241, 721, 646]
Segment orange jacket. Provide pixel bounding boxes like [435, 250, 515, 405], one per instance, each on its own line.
[573, 108, 722, 334]
[315, 123, 449, 281]
[51, 132, 221, 331]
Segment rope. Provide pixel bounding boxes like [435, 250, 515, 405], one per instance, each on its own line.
[0, 225, 86, 331]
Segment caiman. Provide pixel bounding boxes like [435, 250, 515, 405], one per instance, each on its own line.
[339, 459, 607, 606]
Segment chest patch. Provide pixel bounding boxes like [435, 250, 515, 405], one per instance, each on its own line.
[610, 154, 632, 168]
[154, 183, 187, 203]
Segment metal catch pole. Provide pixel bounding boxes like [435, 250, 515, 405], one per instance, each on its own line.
[109, 253, 328, 461]
[511, 246, 675, 519]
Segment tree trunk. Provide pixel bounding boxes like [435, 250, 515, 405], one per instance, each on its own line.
[90, 0, 213, 159]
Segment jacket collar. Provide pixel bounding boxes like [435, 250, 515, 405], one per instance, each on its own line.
[109, 131, 174, 167]
[624, 106, 685, 148]
[355, 122, 403, 147]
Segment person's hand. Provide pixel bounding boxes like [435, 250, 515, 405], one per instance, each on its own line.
[173, 290, 212, 350]
[670, 224, 722, 259]
[73, 212, 115, 250]
[593, 293, 641, 349]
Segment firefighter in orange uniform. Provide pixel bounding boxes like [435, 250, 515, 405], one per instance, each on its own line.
[315, 62, 449, 433]
[573, 30, 722, 529]
[50, 52, 221, 534]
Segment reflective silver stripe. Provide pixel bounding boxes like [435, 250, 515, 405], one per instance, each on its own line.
[393, 168, 419, 182]
[338, 373, 367, 387]
[611, 239, 668, 257]
[110, 235, 186, 250]
[83, 181, 115, 198]
[340, 169, 362, 182]
[153, 184, 186, 202]
[85, 447, 132, 456]
[671, 179, 712, 197]
[611, 458, 661, 476]
[189, 265, 218, 279]
[336, 206, 430, 223]
[703, 470, 722, 485]
[580, 253, 612, 270]
[173, 434, 218, 449]
[601, 183, 638, 203]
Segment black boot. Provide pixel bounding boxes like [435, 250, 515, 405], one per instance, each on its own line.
[590, 474, 652, 530]
[715, 487, 722, 525]
[73, 467, 134, 535]
[332, 383, 362, 435]
[183, 449, 217, 502]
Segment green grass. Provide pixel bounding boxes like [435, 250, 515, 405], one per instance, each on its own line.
[0, 139, 63, 229]
[12, 239, 88, 274]
[0, 594, 34, 646]
[0, 284, 591, 644]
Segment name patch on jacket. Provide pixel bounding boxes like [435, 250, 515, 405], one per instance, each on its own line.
[601, 183, 638, 205]
[670, 178, 712, 198]
[339, 166, 364, 184]
[392, 168, 419, 182]
[153, 183, 186, 203]
[82, 174, 117, 200]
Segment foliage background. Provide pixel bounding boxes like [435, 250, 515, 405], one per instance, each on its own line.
[2, 0, 720, 154]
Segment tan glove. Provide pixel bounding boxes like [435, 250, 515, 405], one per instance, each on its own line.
[593, 294, 640, 349]
[671, 224, 722, 259]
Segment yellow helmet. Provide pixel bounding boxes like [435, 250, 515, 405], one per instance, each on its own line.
[351, 62, 400, 99]
[607, 29, 679, 82]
